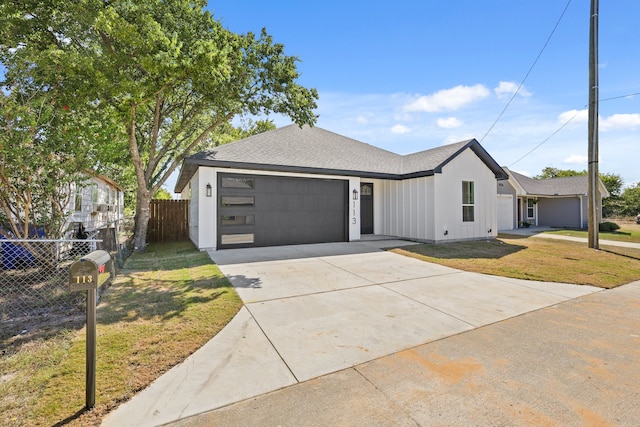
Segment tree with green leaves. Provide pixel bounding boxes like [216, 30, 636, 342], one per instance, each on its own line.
[599, 172, 624, 217]
[535, 167, 587, 179]
[0, 74, 122, 238]
[1, 1, 318, 251]
[620, 183, 640, 217]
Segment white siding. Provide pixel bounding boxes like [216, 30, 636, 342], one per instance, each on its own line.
[433, 149, 497, 242]
[373, 176, 435, 241]
[349, 177, 361, 241]
[65, 176, 124, 237]
[187, 147, 500, 249]
[196, 168, 217, 250]
[188, 170, 200, 247]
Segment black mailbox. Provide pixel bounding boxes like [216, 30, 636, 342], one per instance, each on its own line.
[69, 250, 113, 292]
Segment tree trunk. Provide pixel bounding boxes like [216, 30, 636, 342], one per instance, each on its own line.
[133, 184, 152, 252]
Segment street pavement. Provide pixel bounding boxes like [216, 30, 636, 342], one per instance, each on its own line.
[102, 238, 610, 427]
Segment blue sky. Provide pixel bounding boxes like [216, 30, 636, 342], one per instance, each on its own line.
[206, 0, 640, 187]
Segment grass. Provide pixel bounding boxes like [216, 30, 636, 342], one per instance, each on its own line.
[393, 234, 640, 289]
[0, 241, 243, 427]
[544, 220, 640, 243]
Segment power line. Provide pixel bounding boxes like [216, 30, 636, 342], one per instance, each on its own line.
[480, 0, 573, 143]
[509, 109, 581, 167]
[509, 91, 640, 167]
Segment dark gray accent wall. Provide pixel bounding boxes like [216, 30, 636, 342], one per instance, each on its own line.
[537, 197, 581, 228]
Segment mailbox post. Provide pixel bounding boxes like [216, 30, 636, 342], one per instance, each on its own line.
[69, 250, 112, 409]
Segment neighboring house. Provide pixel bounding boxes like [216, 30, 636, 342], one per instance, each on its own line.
[497, 167, 609, 230]
[64, 174, 125, 239]
[0, 173, 124, 269]
[174, 125, 508, 250]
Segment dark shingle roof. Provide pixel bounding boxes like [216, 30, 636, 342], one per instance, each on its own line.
[175, 125, 507, 192]
[505, 168, 592, 196]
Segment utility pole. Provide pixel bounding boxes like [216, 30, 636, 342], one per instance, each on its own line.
[588, 0, 600, 249]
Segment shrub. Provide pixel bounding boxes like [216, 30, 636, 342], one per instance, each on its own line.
[599, 221, 620, 232]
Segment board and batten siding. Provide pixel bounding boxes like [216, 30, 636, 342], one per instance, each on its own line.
[433, 148, 498, 242]
[373, 176, 434, 241]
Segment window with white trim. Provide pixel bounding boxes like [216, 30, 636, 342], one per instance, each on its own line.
[527, 198, 535, 219]
[462, 181, 474, 222]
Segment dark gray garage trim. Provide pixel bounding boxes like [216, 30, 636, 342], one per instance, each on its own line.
[217, 173, 348, 249]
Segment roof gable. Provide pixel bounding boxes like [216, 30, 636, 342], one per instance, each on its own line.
[175, 125, 507, 192]
[504, 167, 609, 197]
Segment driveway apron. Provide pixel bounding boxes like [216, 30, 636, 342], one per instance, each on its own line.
[102, 240, 600, 427]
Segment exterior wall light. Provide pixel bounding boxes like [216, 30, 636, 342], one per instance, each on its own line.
[206, 183, 212, 197]
[352, 188, 358, 200]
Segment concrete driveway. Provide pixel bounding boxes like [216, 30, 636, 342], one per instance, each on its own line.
[103, 239, 601, 427]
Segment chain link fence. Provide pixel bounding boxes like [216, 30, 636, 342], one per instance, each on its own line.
[0, 218, 133, 344]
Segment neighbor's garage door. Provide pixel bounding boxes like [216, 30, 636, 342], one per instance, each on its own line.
[497, 194, 514, 231]
[218, 173, 348, 249]
[537, 197, 581, 228]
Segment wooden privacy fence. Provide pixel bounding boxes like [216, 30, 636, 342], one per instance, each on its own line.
[148, 200, 189, 243]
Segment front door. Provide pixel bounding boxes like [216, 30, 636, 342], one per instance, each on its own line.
[360, 183, 373, 234]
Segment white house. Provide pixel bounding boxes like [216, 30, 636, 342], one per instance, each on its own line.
[174, 125, 508, 250]
[64, 173, 125, 239]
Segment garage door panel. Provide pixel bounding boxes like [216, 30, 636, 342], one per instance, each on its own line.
[218, 173, 347, 248]
[538, 198, 580, 228]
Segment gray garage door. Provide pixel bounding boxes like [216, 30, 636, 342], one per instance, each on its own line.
[217, 173, 348, 249]
[537, 197, 581, 228]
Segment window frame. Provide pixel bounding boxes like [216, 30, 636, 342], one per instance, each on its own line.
[462, 181, 475, 222]
[527, 198, 536, 219]
[220, 196, 255, 207]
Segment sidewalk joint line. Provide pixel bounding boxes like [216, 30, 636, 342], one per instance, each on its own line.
[244, 305, 300, 383]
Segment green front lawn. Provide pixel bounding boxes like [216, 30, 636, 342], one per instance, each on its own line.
[0, 242, 243, 427]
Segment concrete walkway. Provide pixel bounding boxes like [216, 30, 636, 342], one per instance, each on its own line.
[103, 239, 601, 427]
[501, 226, 640, 250]
[533, 232, 640, 249]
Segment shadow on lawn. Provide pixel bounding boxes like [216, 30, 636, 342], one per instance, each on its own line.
[96, 241, 238, 325]
[96, 274, 234, 325]
[398, 238, 528, 260]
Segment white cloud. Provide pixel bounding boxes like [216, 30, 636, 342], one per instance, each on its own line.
[600, 113, 640, 131]
[564, 154, 588, 165]
[558, 109, 588, 125]
[494, 81, 532, 99]
[437, 117, 463, 129]
[403, 84, 490, 113]
[557, 111, 640, 131]
[391, 124, 411, 134]
[356, 115, 369, 124]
